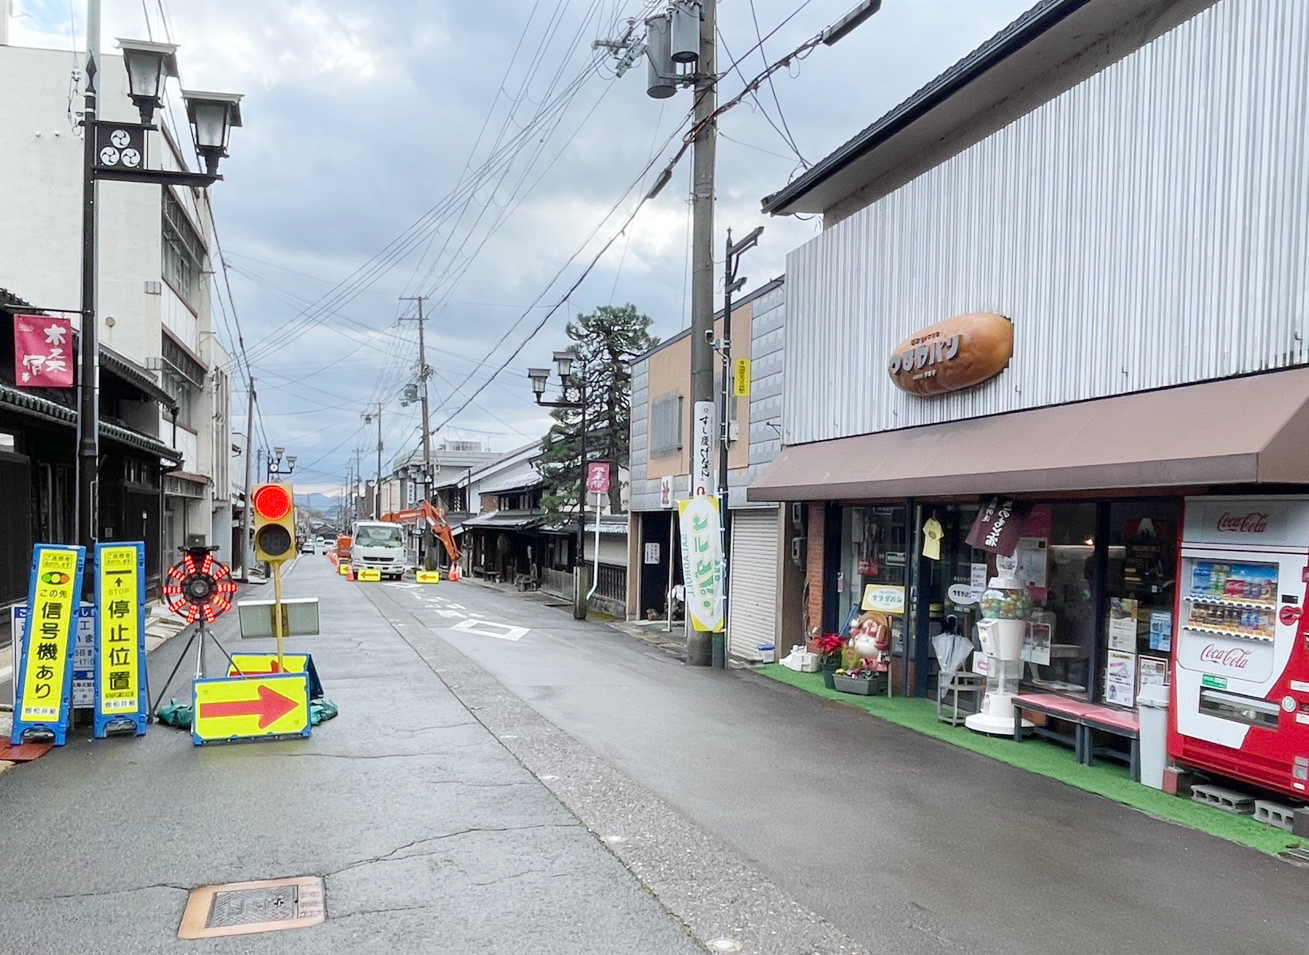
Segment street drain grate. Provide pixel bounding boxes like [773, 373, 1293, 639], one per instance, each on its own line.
[1279, 847, 1309, 868]
[178, 876, 325, 939]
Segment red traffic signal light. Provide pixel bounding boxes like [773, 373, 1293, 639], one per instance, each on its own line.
[252, 482, 297, 563]
[252, 483, 293, 521]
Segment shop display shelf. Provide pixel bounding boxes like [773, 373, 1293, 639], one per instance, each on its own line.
[1185, 594, 1277, 610]
[1181, 623, 1274, 642]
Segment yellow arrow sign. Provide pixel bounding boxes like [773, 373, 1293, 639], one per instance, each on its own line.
[227, 653, 308, 678]
[415, 570, 440, 584]
[338, 563, 350, 576]
[191, 674, 310, 744]
[356, 568, 381, 582]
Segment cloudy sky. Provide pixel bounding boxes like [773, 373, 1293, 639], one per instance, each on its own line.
[10, 0, 1034, 494]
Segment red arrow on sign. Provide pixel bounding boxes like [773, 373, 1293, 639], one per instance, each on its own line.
[198, 683, 299, 729]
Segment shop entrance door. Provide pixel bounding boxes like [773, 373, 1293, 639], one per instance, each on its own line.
[638, 512, 678, 620]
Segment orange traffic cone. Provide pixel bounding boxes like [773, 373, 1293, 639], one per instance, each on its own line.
[345, 565, 355, 581]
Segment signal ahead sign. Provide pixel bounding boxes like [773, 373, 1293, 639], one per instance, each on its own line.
[191, 674, 310, 745]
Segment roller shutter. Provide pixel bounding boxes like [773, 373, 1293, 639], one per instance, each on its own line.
[727, 508, 779, 661]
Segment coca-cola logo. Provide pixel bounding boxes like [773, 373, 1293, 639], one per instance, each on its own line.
[1216, 512, 1270, 534]
[1200, 644, 1252, 669]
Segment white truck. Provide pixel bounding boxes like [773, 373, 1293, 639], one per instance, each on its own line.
[350, 521, 408, 580]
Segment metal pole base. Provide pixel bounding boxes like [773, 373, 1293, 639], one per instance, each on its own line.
[686, 630, 712, 667]
[711, 632, 725, 668]
[572, 567, 588, 620]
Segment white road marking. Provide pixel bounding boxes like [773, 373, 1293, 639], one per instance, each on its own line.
[431, 609, 466, 620]
[450, 619, 529, 642]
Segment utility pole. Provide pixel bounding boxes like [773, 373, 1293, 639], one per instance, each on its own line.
[685, 0, 717, 668]
[363, 406, 383, 519]
[714, 226, 762, 668]
[354, 446, 362, 524]
[239, 378, 255, 581]
[401, 295, 435, 569]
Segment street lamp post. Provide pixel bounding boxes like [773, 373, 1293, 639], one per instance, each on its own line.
[75, 16, 242, 576]
[267, 447, 295, 483]
[528, 350, 588, 619]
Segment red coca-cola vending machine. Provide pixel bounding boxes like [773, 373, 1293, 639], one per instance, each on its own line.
[1171, 496, 1309, 797]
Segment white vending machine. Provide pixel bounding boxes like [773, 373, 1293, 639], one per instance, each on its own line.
[1172, 496, 1309, 798]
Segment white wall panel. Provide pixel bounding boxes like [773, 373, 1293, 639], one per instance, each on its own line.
[784, 0, 1309, 445]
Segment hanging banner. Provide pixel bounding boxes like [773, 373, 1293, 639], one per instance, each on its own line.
[94, 542, 148, 738]
[678, 495, 724, 632]
[13, 314, 74, 388]
[692, 400, 714, 496]
[11, 544, 86, 745]
[965, 496, 1032, 556]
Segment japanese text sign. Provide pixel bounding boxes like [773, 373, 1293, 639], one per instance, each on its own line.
[12, 544, 85, 745]
[732, 358, 751, 397]
[965, 496, 1032, 556]
[94, 542, 147, 737]
[678, 495, 724, 632]
[585, 461, 611, 494]
[692, 400, 714, 496]
[14, 314, 74, 388]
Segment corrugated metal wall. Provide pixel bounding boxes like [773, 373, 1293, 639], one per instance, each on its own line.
[784, 0, 1309, 446]
[629, 282, 787, 511]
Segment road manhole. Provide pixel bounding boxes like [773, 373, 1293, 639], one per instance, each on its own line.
[178, 876, 325, 939]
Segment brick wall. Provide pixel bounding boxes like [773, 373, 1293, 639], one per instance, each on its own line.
[805, 502, 825, 637]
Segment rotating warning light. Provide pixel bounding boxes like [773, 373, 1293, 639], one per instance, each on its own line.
[252, 482, 297, 563]
[163, 551, 238, 624]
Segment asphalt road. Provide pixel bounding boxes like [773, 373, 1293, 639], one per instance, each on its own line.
[4, 554, 1305, 955]
[362, 564, 1309, 955]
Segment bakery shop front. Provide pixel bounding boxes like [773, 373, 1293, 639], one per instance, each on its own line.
[748, 308, 1309, 726]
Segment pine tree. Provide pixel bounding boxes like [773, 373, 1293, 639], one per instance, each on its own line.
[538, 304, 658, 522]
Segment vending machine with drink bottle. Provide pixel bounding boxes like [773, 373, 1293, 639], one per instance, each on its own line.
[1171, 496, 1309, 797]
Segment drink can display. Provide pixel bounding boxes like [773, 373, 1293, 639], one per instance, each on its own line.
[1213, 564, 1228, 595]
[1193, 563, 1212, 594]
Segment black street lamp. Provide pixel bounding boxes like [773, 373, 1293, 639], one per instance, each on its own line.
[528, 349, 589, 618]
[267, 447, 296, 482]
[76, 27, 242, 572]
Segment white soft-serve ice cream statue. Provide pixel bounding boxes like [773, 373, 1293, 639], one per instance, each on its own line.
[965, 573, 1035, 735]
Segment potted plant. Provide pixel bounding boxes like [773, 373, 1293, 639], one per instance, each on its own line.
[813, 633, 846, 689]
[832, 658, 888, 696]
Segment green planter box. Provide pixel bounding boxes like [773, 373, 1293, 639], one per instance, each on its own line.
[833, 674, 885, 696]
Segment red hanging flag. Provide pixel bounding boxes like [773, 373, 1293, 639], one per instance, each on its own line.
[13, 314, 74, 388]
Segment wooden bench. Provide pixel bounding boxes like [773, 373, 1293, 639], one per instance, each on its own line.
[1014, 692, 1140, 781]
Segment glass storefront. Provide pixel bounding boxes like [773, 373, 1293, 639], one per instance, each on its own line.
[831, 496, 1180, 708]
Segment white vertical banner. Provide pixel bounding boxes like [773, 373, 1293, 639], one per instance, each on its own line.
[679, 495, 724, 632]
[692, 400, 714, 496]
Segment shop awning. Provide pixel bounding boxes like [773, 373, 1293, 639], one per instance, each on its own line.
[748, 368, 1309, 502]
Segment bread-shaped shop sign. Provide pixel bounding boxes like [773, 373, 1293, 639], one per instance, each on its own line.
[887, 312, 1013, 397]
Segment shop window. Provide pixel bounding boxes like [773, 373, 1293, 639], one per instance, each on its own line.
[838, 505, 909, 638]
[650, 392, 683, 457]
[1023, 503, 1098, 700]
[1102, 500, 1180, 707]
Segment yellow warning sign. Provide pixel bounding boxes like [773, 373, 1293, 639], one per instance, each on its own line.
[356, 568, 381, 582]
[338, 563, 350, 576]
[732, 358, 751, 397]
[97, 545, 141, 715]
[191, 674, 310, 743]
[227, 653, 308, 677]
[415, 570, 440, 584]
[20, 547, 81, 724]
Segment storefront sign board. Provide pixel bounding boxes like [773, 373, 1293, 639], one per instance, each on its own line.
[11, 545, 85, 746]
[732, 358, 751, 397]
[861, 585, 905, 615]
[886, 312, 1013, 397]
[659, 475, 675, 508]
[644, 543, 660, 564]
[678, 495, 724, 632]
[692, 401, 714, 496]
[94, 542, 148, 738]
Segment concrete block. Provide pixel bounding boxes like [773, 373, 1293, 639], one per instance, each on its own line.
[1292, 807, 1309, 839]
[1253, 799, 1295, 832]
[1191, 782, 1256, 814]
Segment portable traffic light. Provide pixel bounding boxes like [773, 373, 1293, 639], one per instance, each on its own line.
[252, 483, 297, 563]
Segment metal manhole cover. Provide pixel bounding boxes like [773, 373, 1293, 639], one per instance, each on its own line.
[178, 876, 325, 939]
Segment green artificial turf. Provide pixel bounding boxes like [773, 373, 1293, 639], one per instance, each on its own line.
[757, 664, 1301, 856]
